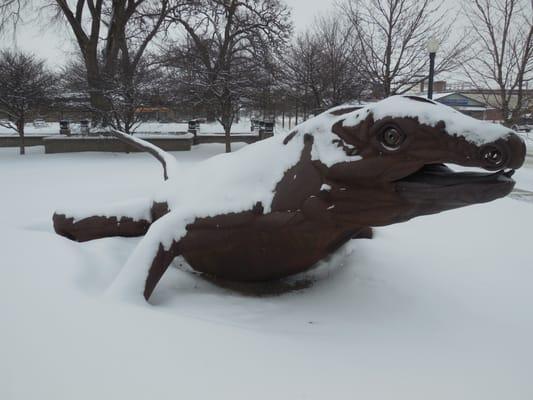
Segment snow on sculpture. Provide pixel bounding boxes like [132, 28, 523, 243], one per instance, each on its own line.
[53, 95, 526, 302]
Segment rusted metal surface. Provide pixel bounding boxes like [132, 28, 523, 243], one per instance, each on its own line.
[53, 104, 526, 301]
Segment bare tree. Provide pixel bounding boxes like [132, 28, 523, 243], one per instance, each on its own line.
[0, 0, 25, 34]
[162, 34, 260, 127]
[282, 14, 367, 116]
[62, 55, 159, 133]
[283, 31, 328, 114]
[164, 0, 292, 152]
[105, 61, 160, 133]
[339, 0, 468, 97]
[1, 0, 172, 126]
[0, 50, 56, 154]
[246, 52, 283, 120]
[316, 15, 367, 106]
[462, 0, 533, 125]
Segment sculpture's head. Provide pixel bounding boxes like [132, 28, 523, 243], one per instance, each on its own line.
[318, 95, 526, 226]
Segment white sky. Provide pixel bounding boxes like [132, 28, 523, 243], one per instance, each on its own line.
[286, 0, 338, 31]
[0, 14, 74, 68]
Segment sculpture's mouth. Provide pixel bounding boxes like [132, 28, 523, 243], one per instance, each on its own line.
[394, 164, 515, 204]
[396, 163, 515, 186]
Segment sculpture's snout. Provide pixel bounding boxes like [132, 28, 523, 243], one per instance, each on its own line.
[479, 134, 525, 171]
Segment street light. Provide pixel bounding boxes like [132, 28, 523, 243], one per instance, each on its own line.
[427, 37, 440, 100]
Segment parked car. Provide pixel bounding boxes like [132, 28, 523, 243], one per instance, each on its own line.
[511, 115, 533, 133]
[0, 119, 16, 132]
[33, 118, 47, 128]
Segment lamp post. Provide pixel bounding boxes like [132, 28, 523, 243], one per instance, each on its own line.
[427, 37, 440, 99]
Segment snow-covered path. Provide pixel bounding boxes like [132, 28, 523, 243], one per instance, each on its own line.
[1, 145, 533, 399]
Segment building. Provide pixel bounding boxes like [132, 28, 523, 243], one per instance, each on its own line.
[411, 83, 502, 121]
[135, 107, 173, 122]
[417, 80, 533, 122]
[429, 92, 502, 121]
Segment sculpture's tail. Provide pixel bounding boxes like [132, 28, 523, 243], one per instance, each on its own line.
[108, 127, 179, 181]
[53, 197, 154, 242]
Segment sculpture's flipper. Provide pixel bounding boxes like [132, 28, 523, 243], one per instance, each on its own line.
[143, 241, 180, 300]
[352, 226, 373, 239]
[107, 211, 188, 302]
[53, 198, 153, 242]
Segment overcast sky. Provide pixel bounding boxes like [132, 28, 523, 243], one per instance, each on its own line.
[287, 0, 338, 30]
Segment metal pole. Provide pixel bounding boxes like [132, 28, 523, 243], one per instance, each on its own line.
[428, 52, 436, 99]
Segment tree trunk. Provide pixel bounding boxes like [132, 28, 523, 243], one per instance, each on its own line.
[89, 89, 111, 127]
[225, 127, 232, 153]
[86, 59, 111, 127]
[500, 88, 511, 126]
[17, 117, 25, 155]
[220, 96, 233, 153]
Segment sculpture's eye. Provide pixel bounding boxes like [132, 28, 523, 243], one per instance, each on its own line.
[380, 127, 405, 150]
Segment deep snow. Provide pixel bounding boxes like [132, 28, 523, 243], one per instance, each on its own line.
[1, 144, 533, 400]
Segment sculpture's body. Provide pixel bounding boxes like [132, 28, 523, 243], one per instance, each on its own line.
[53, 96, 526, 302]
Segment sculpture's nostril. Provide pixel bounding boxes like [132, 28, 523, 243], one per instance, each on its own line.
[480, 145, 507, 170]
[484, 147, 503, 164]
[506, 133, 527, 169]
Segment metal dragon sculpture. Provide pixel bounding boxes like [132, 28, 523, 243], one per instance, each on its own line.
[53, 96, 526, 302]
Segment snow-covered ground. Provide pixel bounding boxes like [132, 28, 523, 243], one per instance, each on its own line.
[1, 144, 533, 400]
[514, 155, 533, 191]
[0, 119, 256, 136]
